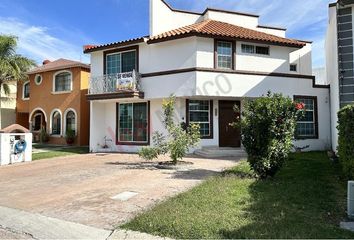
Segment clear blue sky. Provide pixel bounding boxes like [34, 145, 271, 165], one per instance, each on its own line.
[0, 0, 332, 68]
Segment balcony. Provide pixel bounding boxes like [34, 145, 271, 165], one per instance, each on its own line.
[87, 70, 144, 100]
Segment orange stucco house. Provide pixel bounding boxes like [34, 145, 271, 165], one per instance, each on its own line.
[16, 59, 90, 146]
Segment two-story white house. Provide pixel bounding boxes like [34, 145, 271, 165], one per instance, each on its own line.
[84, 0, 331, 154]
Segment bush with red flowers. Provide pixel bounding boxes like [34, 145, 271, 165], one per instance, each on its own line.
[233, 92, 304, 178]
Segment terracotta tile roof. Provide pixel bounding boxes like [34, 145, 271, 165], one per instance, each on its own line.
[27, 58, 90, 74]
[148, 20, 305, 48]
[83, 37, 146, 53]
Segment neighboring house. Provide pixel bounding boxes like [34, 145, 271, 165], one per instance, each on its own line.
[326, 0, 354, 151]
[84, 0, 330, 153]
[16, 59, 90, 146]
[0, 81, 17, 129]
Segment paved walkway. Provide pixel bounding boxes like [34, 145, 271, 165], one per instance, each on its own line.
[0, 153, 240, 231]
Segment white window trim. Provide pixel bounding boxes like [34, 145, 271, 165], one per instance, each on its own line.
[34, 74, 42, 85]
[53, 70, 73, 93]
[106, 49, 137, 74]
[29, 107, 47, 123]
[22, 81, 30, 100]
[63, 108, 78, 136]
[118, 102, 149, 143]
[50, 108, 63, 136]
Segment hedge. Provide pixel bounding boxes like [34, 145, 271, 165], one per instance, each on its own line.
[337, 105, 354, 179]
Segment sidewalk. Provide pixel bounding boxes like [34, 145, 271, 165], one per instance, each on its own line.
[0, 206, 169, 240]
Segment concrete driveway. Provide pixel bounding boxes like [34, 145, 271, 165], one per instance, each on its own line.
[0, 153, 239, 230]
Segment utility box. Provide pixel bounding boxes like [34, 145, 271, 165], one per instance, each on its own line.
[348, 181, 354, 218]
[0, 124, 32, 166]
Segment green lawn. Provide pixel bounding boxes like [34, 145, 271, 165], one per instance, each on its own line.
[123, 152, 354, 239]
[32, 146, 89, 161]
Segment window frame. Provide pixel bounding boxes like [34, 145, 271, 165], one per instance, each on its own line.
[64, 108, 77, 136]
[241, 43, 270, 56]
[50, 109, 62, 136]
[22, 81, 30, 100]
[34, 74, 42, 85]
[115, 101, 150, 146]
[186, 99, 214, 139]
[104, 45, 139, 75]
[294, 95, 319, 139]
[214, 39, 236, 70]
[290, 64, 298, 72]
[52, 70, 73, 93]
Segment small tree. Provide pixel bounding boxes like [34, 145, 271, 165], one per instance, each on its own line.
[139, 96, 200, 164]
[234, 92, 304, 178]
[337, 105, 354, 179]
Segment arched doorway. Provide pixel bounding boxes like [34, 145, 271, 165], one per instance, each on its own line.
[29, 108, 47, 142]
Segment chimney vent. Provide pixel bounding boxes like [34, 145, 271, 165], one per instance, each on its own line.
[42, 60, 51, 65]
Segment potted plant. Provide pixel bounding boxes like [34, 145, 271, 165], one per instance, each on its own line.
[65, 128, 75, 145]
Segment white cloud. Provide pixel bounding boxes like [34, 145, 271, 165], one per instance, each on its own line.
[0, 17, 89, 65]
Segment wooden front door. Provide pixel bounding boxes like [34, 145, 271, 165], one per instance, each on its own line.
[219, 101, 241, 147]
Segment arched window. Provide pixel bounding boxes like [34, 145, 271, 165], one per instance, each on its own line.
[51, 110, 61, 135]
[54, 71, 72, 92]
[65, 110, 76, 134]
[23, 81, 30, 99]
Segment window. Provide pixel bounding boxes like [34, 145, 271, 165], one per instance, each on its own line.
[51, 110, 61, 135]
[188, 100, 212, 138]
[35, 74, 42, 85]
[216, 41, 233, 69]
[54, 71, 72, 92]
[117, 102, 148, 143]
[65, 110, 76, 134]
[106, 50, 137, 74]
[256, 46, 269, 55]
[241, 44, 255, 54]
[294, 96, 318, 139]
[23, 81, 30, 99]
[290, 64, 297, 72]
[242, 44, 270, 55]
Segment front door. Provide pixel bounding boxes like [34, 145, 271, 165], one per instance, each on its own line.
[219, 101, 241, 147]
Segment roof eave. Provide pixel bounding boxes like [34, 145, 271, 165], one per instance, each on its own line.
[148, 33, 305, 48]
[83, 38, 146, 54]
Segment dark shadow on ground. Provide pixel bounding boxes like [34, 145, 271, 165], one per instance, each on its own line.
[168, 169, 220, 180]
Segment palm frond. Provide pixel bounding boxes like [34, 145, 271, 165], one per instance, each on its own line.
[0, 35, 17, 59]
[1, 83, 10, 95]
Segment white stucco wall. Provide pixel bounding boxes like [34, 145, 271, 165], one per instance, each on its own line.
[203, 10, 259, 29]
[140, 37, 197, 73]
[149, 0, 201, 36]
[290, 43, 313, 75]
[196, 37, 301, 74]
[256, 26, 286, 37]
[326, 5, 340, 152]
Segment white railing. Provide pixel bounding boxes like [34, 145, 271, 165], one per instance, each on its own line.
[89, 70, 140, 94]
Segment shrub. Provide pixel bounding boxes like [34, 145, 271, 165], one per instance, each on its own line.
[139, 96, 200, 164]
[337, 105, 354, 178]
[39, 127, 49, 143]
[234, 92, 303, 178]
